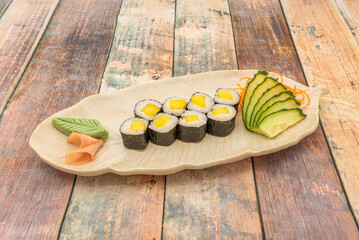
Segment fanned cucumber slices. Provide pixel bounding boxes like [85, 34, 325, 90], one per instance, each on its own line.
[242, 71, 306, 138]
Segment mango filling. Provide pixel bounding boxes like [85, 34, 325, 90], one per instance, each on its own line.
[142, 104, 160, 117]
[130, 120, 145, 132]
[218, 90, 233, 100]
[212, 108, 229, 116]
[153, 115, 171, 127]
[182, 116, 199, 122]
[191, 95, 206, 108]
[170, 99, 186, 110]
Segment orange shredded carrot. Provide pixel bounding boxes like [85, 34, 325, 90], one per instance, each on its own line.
[282, 83, 311, 108]
[273, 71, 283, 83]
[296, 94, 304, 101]
[233, 72, 311, 109]
[299, 91, 310, 108]
[240, 77, 252, 81]
[233, 77, 252, 106]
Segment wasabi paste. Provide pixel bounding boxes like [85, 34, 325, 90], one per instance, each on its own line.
[52, 117, 109, 141]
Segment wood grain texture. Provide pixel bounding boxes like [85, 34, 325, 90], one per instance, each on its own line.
[333, 0, 359, 45]
[173, 0, 237, 76]
[101, 0, 175, 91]
[254, 129, 359, 239]
[229, 0, 359, 238]
[164, 162, 261, 239]
[60, 175, 165, 239]
[60, 0, 175, 239]
[0, 0, 60, 114]
[281, 0, 359, 225]
[0, 0, 12, 18]
[162, 0, 262, 239]
[0, 0, 122, 238]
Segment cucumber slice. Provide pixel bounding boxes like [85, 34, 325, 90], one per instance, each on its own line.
[257, 108, 306, 138]
[255, 98, 300, 128]
[245, 77, 277, 129]
[249, 83, 287, 128]
[242, 71, 268, 128]
[252, 91, 294, 128]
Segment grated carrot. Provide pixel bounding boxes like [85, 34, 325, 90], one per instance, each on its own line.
[273, 71, 283, 83]
[283, 84, 310, 108]
[234, 72, 311, 109]
[233, 77, 252, 106]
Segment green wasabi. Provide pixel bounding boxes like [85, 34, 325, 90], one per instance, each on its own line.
[51, 117, 109, 141]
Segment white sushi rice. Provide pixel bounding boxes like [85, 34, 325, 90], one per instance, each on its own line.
[207, 104, 237, 121]
[214, 88, 240, 105]
[179, 110, 207, 127]
[149, 113, 178, 133]
[134, 99, 162, 121]
[120, 117, 149, 135]
[187, 92, 214, 113]
[162, 97, 188, 116]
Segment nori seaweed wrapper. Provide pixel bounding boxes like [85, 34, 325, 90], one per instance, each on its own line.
[179, 124, 206, 142]
[120, 130, 149, 150]
[232, 102, 240, 113]
[207, 117, 236, 137]
[149, 126, 177, 146]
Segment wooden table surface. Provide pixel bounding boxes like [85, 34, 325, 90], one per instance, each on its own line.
[1, 0, 359, 239]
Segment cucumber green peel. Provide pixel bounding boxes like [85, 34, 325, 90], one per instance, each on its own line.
[245, 77, 278, 130]
[249, 83, 288, 128]
[257, 109, 306, 138]
[52, 117, 109, 141]
[242, 71, 306, 138]
[242, 71, 268, 129]
[251, 91, 294, 128]
[255, 98, 300, 128]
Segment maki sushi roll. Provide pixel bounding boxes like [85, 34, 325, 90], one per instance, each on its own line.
[134, 99, 162, 121]
[214, 88, 240, 111]
[120, 118, 149, 150]
[187, 92, 214, 113]
[162, 97, 187, 116]
[178, 110, 207, 142]
[207, 104, 237, 137]
[148, 113, 178, 146]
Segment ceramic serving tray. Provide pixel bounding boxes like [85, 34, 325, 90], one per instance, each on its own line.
[29, 70, 329, 176]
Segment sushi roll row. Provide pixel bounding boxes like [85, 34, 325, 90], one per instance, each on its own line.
[120, 88, 240, 149]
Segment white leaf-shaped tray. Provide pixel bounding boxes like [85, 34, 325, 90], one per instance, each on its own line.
[29, 70, 329, 176]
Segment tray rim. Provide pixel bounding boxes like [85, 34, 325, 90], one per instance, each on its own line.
[29, 69, 329, 176]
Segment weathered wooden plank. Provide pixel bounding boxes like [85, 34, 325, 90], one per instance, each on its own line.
[164, 162, 261, 239]
[0, 0, 60, 114]
[60, 175, 165, 239]
[100, 0, 174, 91]
[173, 0, 237, 76]
[281, 0, 359, 225]
[162, 0, 262, 239]
[0, 0, 122, 238]
[59, 0, 175, 239]
[0, 0, 12, 17]
[229, 0, 359, 238]
[333, 0, 359, 45]
[254, 129, 359, 239]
